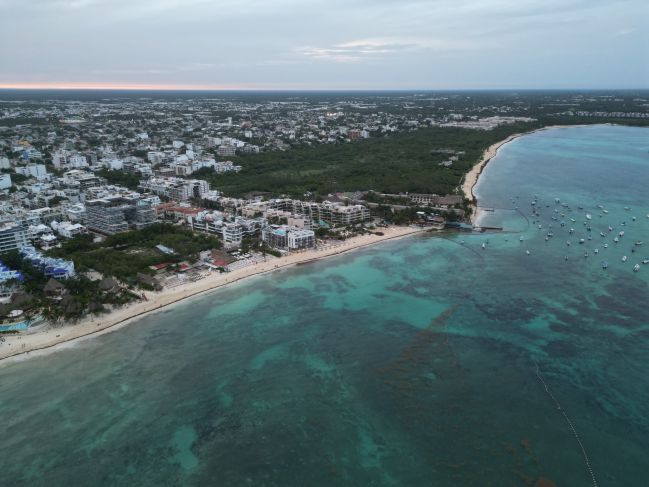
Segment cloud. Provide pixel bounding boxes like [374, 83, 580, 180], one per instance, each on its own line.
[296, 37, 487, 63]
[612, 28, 636, 37]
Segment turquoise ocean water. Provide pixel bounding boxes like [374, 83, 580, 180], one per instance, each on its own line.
[0, 125, 648, 486]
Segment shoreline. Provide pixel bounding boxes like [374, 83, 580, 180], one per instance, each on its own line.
[0, 225, 424, 365]
[462, 124, 585, 224]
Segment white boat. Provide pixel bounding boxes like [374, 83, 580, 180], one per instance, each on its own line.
[566, 240, 571, 246]
[526, 250, 531, 255]
[614, 237, 619, 243]
[600, 232, 605, 237]
[633, 264, 640, 272]
[602, 261, 608, 269]
[519, 236, 524, 242]
[619, 231, 625, 237]
[603, 209, 609, 214]
[594, 248, 599, 254]
[635, 241, 643, 246]
[584, 252, 589, 258]
[622, 255, 627, 262]
[642, 259, 649, 264]
[604, 243, 609, 248]
[586, 214, 592, 220]
[482, 243, 486, 249]
[579, 238, 585, 244]
[608, 226, 613, 232]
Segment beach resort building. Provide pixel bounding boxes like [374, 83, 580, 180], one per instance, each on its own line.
[262, 225, 316, 250]
[244, 199, 370, 227]
[188, 211, 264, 248]
[20, 246, 75, 279]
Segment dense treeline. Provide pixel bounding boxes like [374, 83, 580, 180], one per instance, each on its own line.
[96, 169, 141, 190]
[206, 122, 542, 197]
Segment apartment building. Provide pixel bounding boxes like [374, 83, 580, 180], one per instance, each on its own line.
[85, 196, 157, 235]
[140, 177, 210, 201]
[262, 225, 315, 250]
[0, 224, 30, 254]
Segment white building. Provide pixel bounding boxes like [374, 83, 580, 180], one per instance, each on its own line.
[0, 224, 30, 254]
[0, 173, 11, 190]
[139, 177, 210, 201]
[147, 151, 166, 164]
[287, 229, 316, 249]
[52, 150, 88, 170]
[69, 154, 89, 169]
[15, 164, 49, 181]
[53, 221, 86, 239]
[262, 225, 315, 250]
[101, 158, 123, 170]
[222, 222, 243, 247]
[217, 145, 236, 157]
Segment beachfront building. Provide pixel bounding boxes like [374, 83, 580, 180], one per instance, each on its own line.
[408, 194, 463, 207]
[20, 245, 75, 279]
[287, 229, 316, 249]
[319, 202, 370, 225]
[188, 211, 264, 248]
[262, 225, 316, 251]
[222, 222, 243, 247]
[0, 262, 23, 284]
[243, 199, 370, 228]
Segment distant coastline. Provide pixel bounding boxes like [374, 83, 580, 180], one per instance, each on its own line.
[462, 124, 588, 223]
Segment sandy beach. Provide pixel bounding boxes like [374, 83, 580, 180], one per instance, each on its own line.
[461, 132, 524, 221]
[0, 225, 424, 364]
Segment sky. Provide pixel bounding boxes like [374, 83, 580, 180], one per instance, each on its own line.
[0, 0, 647, 90]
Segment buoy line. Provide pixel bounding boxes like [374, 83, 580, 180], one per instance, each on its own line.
[535, 362, 598, 487]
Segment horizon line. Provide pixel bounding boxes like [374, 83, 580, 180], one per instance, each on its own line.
[0, 83, 647, 92]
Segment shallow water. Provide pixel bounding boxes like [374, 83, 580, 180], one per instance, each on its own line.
[1, 125, 648, 486]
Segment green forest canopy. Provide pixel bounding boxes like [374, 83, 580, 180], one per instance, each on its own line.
[205, 121, 541, 198]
